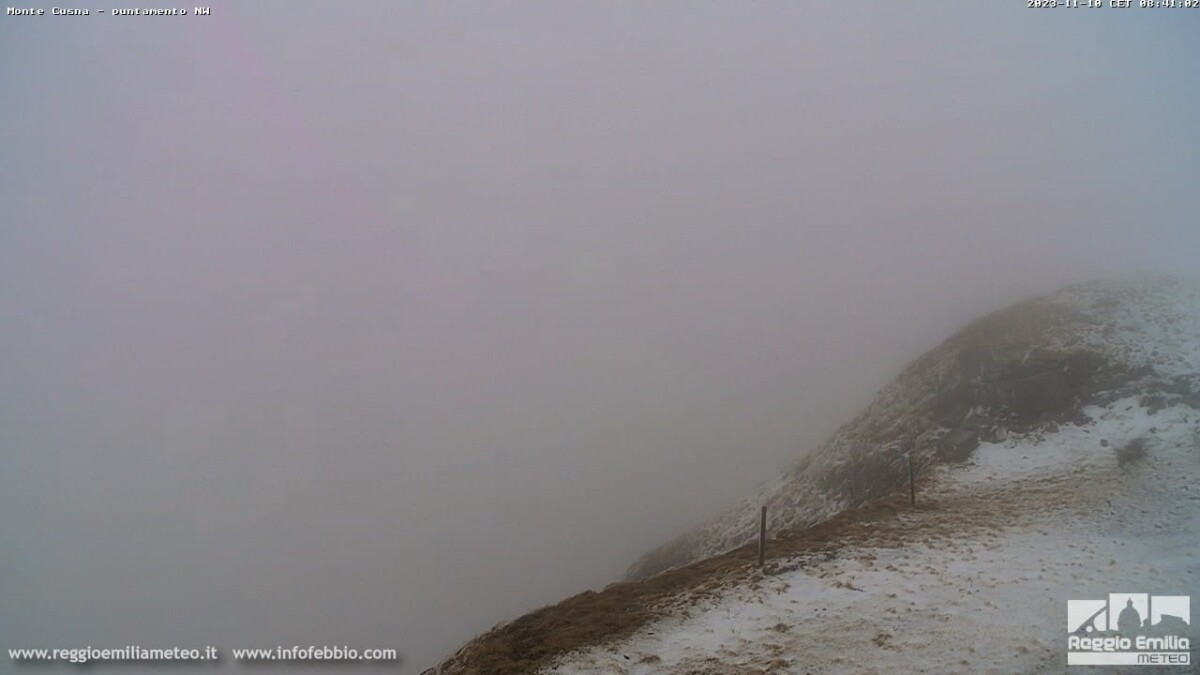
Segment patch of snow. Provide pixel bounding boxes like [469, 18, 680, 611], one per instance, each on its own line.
[935, 397, 1196, 493]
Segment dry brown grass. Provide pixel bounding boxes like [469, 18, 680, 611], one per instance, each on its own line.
[433, 461, 1113, 675]
[433, 479, 951, 675]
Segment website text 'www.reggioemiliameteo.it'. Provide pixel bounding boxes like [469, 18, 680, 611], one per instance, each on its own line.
[8, 644, 400, 665]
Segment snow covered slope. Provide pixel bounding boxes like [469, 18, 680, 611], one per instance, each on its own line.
[429, 276, 1200, 674]
[626, 276, 1200, 580]
[545, 395, 1199, 673]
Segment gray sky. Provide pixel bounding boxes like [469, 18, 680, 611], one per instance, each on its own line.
[2, 2, 1198, 673]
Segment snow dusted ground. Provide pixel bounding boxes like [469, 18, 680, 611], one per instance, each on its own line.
[1054, 277, 1200, 381]
[544, 397, 1200, 674]
[944, 396, 1195, 490]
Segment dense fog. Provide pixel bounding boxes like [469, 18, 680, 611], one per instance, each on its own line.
[2, 2, 1198, 672]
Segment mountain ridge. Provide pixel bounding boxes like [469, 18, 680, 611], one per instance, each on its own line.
[625, 275, 1200, 580]
[429, 275, 1200, 674]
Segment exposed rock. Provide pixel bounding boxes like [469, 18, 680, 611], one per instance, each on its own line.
[939, 428, 979, 462]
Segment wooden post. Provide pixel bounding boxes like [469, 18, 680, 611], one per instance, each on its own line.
[758, 505, 767, 568]
[908, 453, 916, 506]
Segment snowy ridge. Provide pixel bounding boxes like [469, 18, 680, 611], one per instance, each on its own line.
[1053, 277, 1200, 380]
[626, 276, 1200, 580]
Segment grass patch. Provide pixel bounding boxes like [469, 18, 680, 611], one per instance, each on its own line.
[433, 490, 934, 675]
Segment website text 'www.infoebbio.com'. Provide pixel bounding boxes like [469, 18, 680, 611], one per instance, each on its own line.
[8, 645, 401, 665]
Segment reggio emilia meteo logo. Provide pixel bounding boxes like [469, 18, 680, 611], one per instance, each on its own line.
[1068, 593, 1192, 666]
